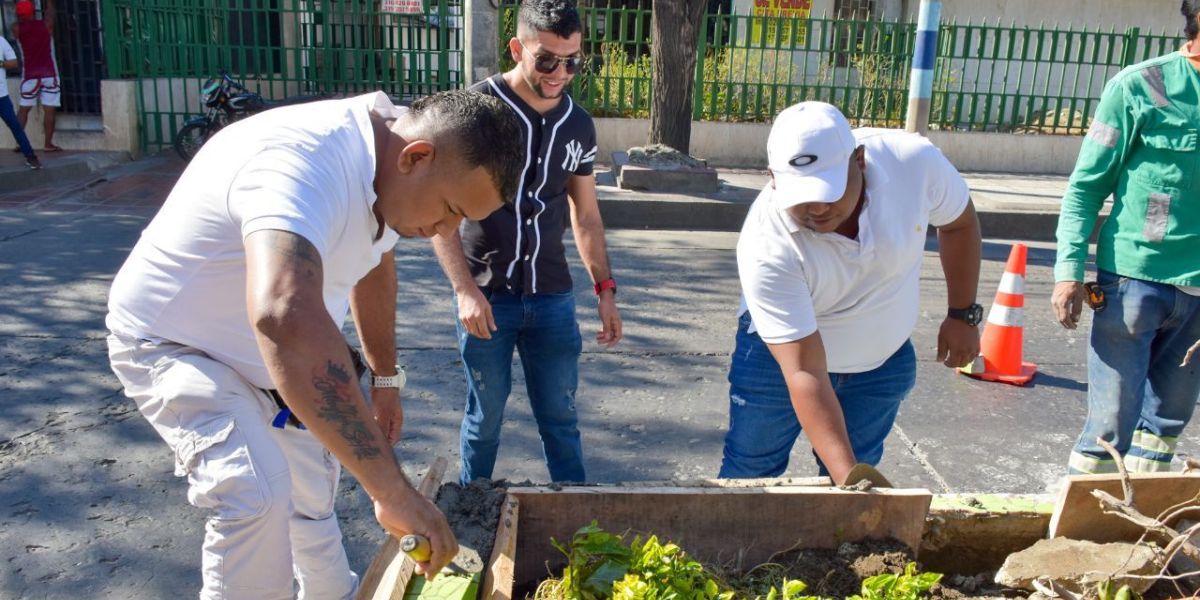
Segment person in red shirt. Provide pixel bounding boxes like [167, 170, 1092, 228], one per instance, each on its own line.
[10, 0, 62, 152]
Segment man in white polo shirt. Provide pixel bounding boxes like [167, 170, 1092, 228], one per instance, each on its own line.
[106, 89, 524, 598]
[720, 102, 983, 484]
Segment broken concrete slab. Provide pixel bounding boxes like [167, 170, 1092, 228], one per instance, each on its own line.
[617, 144, 720, 193]
[627, 144, 709, 170]
[617, 164, 720, 193]
[994, 537, 1160, 594]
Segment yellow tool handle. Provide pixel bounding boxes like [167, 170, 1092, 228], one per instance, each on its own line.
[399, 533, 432, 562]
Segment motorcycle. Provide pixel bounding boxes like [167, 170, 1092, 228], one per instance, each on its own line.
[173, 71, 330, 162]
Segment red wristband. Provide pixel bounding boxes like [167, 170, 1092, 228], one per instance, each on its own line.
[593, 278, 617, 296]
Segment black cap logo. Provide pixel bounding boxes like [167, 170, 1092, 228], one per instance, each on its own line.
[789, 154, 818, 167]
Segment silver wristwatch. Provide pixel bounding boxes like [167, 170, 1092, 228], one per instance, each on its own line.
[371, 366, 406, 390]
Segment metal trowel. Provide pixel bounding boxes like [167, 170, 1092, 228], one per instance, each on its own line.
[842, 463, 893, 488]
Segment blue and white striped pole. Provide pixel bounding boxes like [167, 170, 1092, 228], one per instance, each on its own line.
[905, 0, 941, 135]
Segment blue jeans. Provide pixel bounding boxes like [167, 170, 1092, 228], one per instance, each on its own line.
[457, 288, 584, 485]
[720, 312, 917, 478]
[1070, 270, 1200, 474]
[0, 96, 35, 158]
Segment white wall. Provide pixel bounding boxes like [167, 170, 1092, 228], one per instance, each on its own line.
[594, 117, 1083, 174]
[906, 0, 1183, 35]
[724, 0, 1185, 131]
[733, 0, 1194, 34]
[0, 78, 140, 155]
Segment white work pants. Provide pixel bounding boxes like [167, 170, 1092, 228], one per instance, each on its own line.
[107, 332, 358, 599]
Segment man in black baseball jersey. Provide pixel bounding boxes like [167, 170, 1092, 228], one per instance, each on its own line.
[433, 0, 622, 485]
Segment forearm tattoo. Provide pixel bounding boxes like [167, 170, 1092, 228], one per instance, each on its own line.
[312, 360, 381, 461]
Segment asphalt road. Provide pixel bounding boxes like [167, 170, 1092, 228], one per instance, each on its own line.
[0, 210, 1188, 599]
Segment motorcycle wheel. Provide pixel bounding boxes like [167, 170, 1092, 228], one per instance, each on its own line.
[174, 122, 210, 162]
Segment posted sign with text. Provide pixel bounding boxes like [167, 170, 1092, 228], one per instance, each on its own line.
[381, 0, 425, 14]
[751, 0, 811, 45]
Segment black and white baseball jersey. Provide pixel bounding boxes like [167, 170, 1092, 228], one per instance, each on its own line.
[459, 74, 598, 295]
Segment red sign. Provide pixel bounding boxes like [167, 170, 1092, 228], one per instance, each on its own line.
[754, 0, 812, 9]
[381, 0, 424, 14]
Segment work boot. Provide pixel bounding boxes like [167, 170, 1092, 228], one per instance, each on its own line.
[25, 155, 43, 170]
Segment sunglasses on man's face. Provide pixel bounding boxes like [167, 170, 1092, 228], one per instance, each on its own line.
[520, 41, 585, 74]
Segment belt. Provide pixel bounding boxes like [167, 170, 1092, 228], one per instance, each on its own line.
[264, 344, 369, 430]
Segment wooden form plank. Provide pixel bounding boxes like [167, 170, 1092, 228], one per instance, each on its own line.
[480, 494, 519, 600]
[607, 477, 832, 488]
[356, 457, 448, 600]
[1048, 472, 1200, 543]
[508, 484, 932, 590]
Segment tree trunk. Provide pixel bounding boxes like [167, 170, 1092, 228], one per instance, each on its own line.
[649, 0, 706, 154]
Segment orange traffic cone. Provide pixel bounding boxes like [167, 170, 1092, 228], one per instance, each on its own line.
[959, 243, 1038, 385]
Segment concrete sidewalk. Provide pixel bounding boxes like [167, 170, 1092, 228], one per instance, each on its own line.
[0, 149, 1084, 239]
[0, 148, 131, 197]
[595, 167, 1085, 240]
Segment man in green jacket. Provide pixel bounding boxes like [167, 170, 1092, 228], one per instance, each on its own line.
[1052, 1, 1200, 474]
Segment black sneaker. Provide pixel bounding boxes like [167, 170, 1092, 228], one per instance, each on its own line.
[25, 155, 43, 170]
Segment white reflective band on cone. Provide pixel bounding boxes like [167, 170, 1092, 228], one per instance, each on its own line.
[986, 304, 1024, 328]
[958, 355, 984, 374]
[998, 272, 1025, 295]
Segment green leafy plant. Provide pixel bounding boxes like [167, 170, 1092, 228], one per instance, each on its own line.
[721, 562, 824, 600]
[539, 521, 633, 600]
[574, 42, 654, 119]
[537, 523, 939, 600]
[612, 534, 733, 599]
[849, 563, 942, 600]
[536, 521, 737, 600]
[759, 579, 819, 600]
[1096, 579, 1141, 600]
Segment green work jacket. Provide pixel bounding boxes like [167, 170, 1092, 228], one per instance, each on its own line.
[1055, 51, 1200, 285]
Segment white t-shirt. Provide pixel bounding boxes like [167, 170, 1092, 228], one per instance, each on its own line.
[0, 37, 15, 99]
[737, 128, 970, 373]
[107, 92, 402, 389]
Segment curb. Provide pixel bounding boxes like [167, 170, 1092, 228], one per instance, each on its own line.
[2, 151, 132, 194]
[598, 194, 1079, 241]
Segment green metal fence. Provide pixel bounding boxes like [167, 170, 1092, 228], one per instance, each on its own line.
[109, 1, 1183, 152]
[102, 0, 463, 152]
[933, 21, 1181, 133]
[694, 14, 917, 127]
[499, 3, 1182, 133]
[498, 2, 656, 118]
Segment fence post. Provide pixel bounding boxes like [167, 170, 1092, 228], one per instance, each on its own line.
[99, 0, 123, 78]
[692, 9, 711, 121]
[465, 0, 499, 86]
[904, 0, 940, 135]
[1121, 26, 1141, 67]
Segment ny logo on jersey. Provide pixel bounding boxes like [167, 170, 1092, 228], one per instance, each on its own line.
[562, 139, 584, 172]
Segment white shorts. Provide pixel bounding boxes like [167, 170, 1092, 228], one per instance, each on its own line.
[19, 77, 61, 108]
[106, 331, 358, 599]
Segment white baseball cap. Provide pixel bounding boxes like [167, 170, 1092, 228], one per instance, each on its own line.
[767, 102, 857, 208]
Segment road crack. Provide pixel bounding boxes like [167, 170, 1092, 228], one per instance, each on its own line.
[893, 425, 954, 493]
[0, 229, 42, 243]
